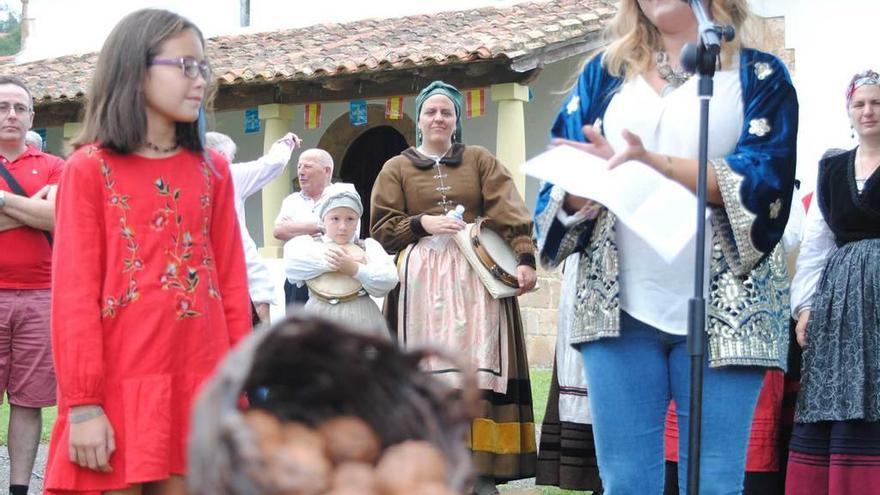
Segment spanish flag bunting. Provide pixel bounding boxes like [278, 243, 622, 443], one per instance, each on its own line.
[304, 103, 321, 129]
[465, 88, 486, 118]
[385, 96, 404, 120]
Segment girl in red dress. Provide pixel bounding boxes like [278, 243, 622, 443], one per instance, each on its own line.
[45, 9, 251, 495]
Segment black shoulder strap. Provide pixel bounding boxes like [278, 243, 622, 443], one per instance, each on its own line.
[0, 160, 53, 246]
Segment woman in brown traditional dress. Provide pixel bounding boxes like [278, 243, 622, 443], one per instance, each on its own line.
[370, 80, 537, 495]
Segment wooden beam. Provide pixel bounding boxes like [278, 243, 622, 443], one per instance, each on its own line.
[33, 61, 542, 125]
[33, 99, 84, 128]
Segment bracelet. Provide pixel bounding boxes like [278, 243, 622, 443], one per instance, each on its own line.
[662, 155, 674, 179]
[69, 405, 104, 424]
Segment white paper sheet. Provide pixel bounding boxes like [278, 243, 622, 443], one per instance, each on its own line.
[525, 145, 708, 262]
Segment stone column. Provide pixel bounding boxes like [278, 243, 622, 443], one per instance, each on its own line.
[257, 103, 295, 258]
[490, 82, 530, 197]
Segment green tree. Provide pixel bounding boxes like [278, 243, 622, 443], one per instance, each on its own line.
[0, 11, 20, 56]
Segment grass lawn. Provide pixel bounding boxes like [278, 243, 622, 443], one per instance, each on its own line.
[0, 369, 587, 494]
[0, 403, 57, 444]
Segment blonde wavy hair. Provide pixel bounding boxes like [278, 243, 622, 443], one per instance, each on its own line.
[602, 0, 756, 79]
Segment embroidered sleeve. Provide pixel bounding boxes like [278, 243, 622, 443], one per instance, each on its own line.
[51, 147, 107, 406]
[535, 183, 594, 268]
[710, 52, 799, 276]
[534, 55, 617, 269]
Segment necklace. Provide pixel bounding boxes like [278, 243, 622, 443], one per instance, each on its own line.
[656, 51, 691, 95]
[144, 141, 179, 153]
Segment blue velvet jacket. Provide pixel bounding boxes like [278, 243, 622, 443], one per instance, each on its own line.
[534, 49, 798, 369]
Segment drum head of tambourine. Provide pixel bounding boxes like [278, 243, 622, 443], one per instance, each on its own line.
[473, 220, 518, 280]
[307, 272, 362, 298]
[306, 243, 366, 298]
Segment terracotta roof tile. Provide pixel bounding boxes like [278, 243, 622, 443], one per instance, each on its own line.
[10, 0, 615, 105]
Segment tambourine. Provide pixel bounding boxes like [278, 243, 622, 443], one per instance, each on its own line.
[453, 217, 534, 299]
[306, 244, 367, 305]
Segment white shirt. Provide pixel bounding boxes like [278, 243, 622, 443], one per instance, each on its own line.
[602, 68, 744, 335]
[283, 236, 399, 297]
[230, 140, 294, 304]
[789, 197, 836, 318]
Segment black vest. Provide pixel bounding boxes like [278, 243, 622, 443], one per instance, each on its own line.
[818, 148, 880, 246]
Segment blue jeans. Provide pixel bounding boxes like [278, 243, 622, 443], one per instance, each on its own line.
[579, 312, 765, 495]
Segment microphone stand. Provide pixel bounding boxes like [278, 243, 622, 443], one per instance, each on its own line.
[679, 1, 735, 494]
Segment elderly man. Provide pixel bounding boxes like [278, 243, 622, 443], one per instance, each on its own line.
[273, 148, 335, 306]
[0, 76, 63, 495]
[205, 130, 300, 324]
[24, 131, 42, 151]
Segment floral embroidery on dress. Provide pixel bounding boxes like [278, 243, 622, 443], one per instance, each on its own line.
[98, 148, 220, 320]
[96, 147, 142, 318]
[154, 168, 218, 319]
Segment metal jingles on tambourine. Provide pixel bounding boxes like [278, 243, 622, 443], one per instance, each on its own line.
[305, 243, 367, 305]
[453, 217, 536, 299]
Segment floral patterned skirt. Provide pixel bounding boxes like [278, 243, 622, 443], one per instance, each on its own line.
[796, 238, 880, 423]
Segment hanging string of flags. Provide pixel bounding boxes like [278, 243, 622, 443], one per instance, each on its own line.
[465, 88, 485, 119]
[304, 103, 321, 130]
[297, 88, 488, 129]
[385, 96, 404, 120]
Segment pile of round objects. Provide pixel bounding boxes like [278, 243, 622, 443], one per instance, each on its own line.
[188, 315, 477, 495]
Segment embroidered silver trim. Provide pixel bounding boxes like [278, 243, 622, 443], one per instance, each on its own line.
[754, 62, 774, 81]
[571, 210, 620, 345]
[748, 118, 771, 137]
[535, 184, 592, 269]
[558, 209, 787, 369]
[707, 242, 789, 370]
[710, 158, 762, 277]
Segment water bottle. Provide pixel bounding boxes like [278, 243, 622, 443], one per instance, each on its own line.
[427, 204, 465, 250]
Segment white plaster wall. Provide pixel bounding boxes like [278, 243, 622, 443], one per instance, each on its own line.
[751, 0, 880, 193]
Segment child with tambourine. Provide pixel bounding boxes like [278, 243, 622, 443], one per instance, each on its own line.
[284, 183, 397, 336]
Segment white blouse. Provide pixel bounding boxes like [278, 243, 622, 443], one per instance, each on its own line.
[602, 68, 744, 335]
[283, 236, 399, 298]
[789, 196, 837, 318]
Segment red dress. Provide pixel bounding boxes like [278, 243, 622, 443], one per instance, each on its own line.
[45, 145, 251, 493]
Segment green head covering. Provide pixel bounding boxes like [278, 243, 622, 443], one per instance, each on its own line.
[415, 80, 463, 146]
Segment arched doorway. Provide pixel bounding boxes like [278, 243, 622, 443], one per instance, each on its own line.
[340, 126, 408, 237]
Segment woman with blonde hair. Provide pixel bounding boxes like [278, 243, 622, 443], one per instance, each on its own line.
[533, 0, 798, 493]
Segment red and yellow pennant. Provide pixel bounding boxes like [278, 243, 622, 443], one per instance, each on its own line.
[304, 103, 321, 129]
[465, 88, 486, 118]
[385, 96, 404, 120]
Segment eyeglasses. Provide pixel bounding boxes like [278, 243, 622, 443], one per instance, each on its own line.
[0, 102, 32, 116]
[150, 57, 211, 80]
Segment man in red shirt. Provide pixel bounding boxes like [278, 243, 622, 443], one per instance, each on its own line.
[0, 76, 63, 495]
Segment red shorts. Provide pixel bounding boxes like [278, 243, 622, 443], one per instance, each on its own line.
[0, 288, 56, 407]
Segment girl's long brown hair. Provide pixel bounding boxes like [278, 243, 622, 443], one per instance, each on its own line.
[74, 9, 214, 154]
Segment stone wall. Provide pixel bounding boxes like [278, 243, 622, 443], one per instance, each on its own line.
[519, 265, 562, 367]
